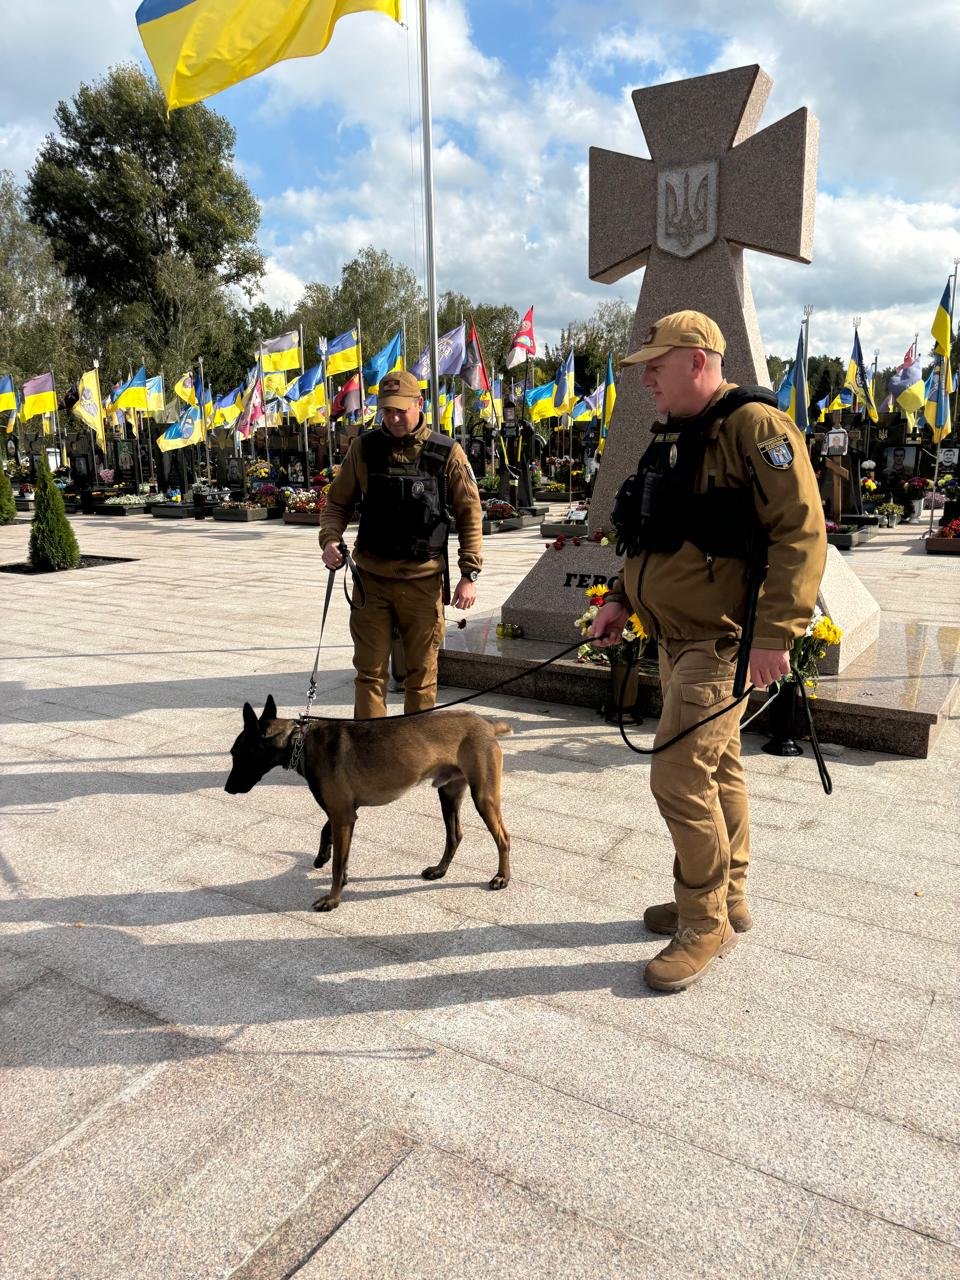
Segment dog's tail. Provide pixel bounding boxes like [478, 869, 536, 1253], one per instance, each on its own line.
[486, 719, 513, 738]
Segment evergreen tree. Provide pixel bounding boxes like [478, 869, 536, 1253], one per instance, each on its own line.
[0, 465, 16, 525]
[28, 459, 80, 570]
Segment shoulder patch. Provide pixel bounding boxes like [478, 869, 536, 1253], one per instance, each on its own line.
[757, 434, 794, 470]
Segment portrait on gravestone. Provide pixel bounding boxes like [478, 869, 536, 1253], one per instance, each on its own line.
[226, 456, 242, 485]
[883, 445, 916, 479]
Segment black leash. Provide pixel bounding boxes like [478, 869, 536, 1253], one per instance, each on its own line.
[612, 650, 833, 794]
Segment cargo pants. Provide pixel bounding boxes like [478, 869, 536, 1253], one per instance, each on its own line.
[350, 570, 445, 718]
[649, 637, 750, 934]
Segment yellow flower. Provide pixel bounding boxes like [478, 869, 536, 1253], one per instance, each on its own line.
[585, 584, 609, 601]
[622, 613, 647, 642]
[812, 616, 842, 645]
[600, 536, 610, 546]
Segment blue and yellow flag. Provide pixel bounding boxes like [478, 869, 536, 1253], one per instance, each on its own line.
[212, 384, 243, 427]
[0, 375, 16, 415]
[146, 374, 166, 418]
[22, 372, 57, 420]
[526, 380, 557, 422]
[554, 351, 575, 415]
[325, 328, 361, 377]
[571, 388, 600, 422]
[843, 331, 878, 423]
[285, 363, 326, 424]
[258, 331, 301, 373]
[932, 280, 952, 357]
[136, 0, 403, 111]
[114, 365, 149, 412]
[785, 328, 809, 432]
[889, 354, 925, 417]
[362, 331, 402, 392]
[923, 359, 954, 444]
[599, 353, 616, 453]
[158, 404, 202, 452]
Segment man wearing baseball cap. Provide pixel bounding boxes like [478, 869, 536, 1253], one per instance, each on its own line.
[590, 310, 825, 992]
[319, 369, 483, 717]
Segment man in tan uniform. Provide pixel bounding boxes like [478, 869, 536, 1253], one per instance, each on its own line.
[319, 370, 483, 718]
[590, 311, 826, 992]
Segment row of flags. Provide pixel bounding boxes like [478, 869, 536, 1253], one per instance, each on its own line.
[775, 278, 956, 444]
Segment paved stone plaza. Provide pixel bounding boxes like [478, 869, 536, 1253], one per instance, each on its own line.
[1, 511, 959, 1279]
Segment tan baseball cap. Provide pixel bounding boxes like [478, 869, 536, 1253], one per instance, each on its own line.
[379, 369, 422, 409]
[620, 310, 726, 366]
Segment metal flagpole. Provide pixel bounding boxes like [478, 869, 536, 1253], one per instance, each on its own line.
[928, 258, 959, 537]
[356, 318, 366, 428]
[197, 355, 212, 481]
[298, 323, 310, 474]
[417, 0, 441, 444]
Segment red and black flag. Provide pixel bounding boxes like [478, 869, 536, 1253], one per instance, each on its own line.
[459, 317, 490, 392]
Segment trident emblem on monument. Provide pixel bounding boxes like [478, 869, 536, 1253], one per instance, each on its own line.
[660, 163, 716, 257]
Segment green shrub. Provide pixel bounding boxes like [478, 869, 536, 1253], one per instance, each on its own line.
[0, 467, 15, 525]
[28, 459, 80, 570]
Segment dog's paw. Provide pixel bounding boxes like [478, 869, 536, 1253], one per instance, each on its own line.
[488, 875, 509, 891]
[421, 864, 446, 880]
[312, 895, 340, 912]
[314, 850, 331, 868]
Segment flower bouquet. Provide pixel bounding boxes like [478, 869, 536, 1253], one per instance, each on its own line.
[574, 584, 649, 667]
[787, 608, 843, 694]
[484, 499, 516, 520]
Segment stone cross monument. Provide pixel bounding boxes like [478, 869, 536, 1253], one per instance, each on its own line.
[588, 63, 818, 532]
[488, 62, 878, 676]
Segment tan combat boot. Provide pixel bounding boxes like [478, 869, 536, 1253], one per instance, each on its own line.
[643, 900, 753, 935]
[643, 922, 739, 993]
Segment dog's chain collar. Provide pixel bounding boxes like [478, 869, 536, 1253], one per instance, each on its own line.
[287, 717, 308, 775]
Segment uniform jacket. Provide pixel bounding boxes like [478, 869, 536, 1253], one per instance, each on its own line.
[318, 418, 483, 580]
[609, 381, 826, 649]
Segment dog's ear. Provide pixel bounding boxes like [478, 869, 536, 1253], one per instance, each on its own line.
[260, 694, 277, 724]
[242, 702, 260, 737]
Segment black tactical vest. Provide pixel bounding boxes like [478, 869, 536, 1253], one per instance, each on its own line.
[611, 387, 779, 563]
[355, 428, 455, 562]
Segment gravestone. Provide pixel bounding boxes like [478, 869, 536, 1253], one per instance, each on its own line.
[494, 63, 879, 676]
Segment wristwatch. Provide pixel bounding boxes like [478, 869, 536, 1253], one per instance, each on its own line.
[463, 570, 479, 582]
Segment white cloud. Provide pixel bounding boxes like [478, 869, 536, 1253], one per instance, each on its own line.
[0, 0, 142, 177]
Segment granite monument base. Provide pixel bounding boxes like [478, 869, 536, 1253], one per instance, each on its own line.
[499, 541, 880, 677]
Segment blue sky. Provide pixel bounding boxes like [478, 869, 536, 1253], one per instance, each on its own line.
[3, 1, 960, 365]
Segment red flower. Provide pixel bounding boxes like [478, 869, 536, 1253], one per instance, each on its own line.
[592, 531, 603, 543]
[573, 537, 582, 546]
[456, 618, 467, 629]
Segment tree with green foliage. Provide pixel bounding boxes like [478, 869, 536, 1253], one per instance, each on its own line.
[28, 459, 80, 570]
[542, 298, 633, 388]
[288, 247, 426, 361]
[0, 170, 78, 389]
[25, 65, 263, 374]
[0, 466, 16, 525]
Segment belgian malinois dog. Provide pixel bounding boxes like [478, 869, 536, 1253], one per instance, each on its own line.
[225, 696, 512, 912]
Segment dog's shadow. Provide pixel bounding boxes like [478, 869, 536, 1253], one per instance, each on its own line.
[0, 858, 665, 1071]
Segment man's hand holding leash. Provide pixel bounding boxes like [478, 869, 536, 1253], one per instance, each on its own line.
[321, 539, 344, 570]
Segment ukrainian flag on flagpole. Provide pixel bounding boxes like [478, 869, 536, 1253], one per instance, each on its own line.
[932, 280, 952, 357]
[785, 327, 809, 433]
[258, 331, 301, 373]
[212, 384, 243, 427]
[362, 331, 403, 392]
[525, 381, 557, 422]
[599, 353, 616, 453]
[114, 365, 149, 412]
[21, 372, 58, 420]
[284, 363, 326, 424]
[0, 375, 16, 415]
[136, 0, 403, 111]
[843, 330, 878, 423]
[146, 374, 166, 418]
[325, 328, 361, 377]
[554, 351, 575, 415]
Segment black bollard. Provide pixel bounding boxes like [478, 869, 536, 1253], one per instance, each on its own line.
[762, 679, 804, 756]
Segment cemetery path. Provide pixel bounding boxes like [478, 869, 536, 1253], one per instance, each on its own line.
[1, 511, 958, 1280]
